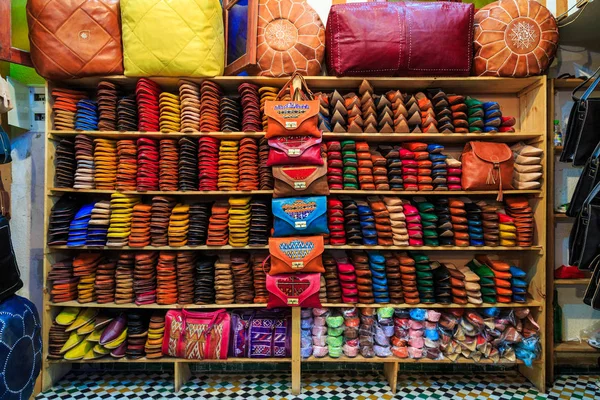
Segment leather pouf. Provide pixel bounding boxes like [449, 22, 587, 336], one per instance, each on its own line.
[0, 296, 42, 400]
[253, 0, 325, 76]
[473, 0, 558, 77]
[26, 0, 124, 80]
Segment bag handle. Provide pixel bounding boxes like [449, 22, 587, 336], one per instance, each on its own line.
[581, 180, 600, 208]
[572, 66, 600, 101]
[262, 255, 271, 275]
[277, 73, 314, 101]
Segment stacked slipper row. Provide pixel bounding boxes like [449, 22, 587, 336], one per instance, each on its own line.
[51, 78, 517, 135]
[301, 307, 540, 365]
[48, 249, 529, 307]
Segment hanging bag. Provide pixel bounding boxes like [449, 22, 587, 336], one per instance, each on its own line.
[273, 163, 329, 198]
[567, 140, 600, 217]
[266, 272, 322, 308]
[265, 73, 321, 139]
[560, 66, 600, 166]
[460, 141, 514, 200]
[268, 236, 325, 275]
[162, 309, 230, 359]
[0, 216, 23, 302]
[272, 196, 328, 237]
[569, 181, 600, 270]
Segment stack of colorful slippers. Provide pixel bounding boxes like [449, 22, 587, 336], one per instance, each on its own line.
[158, 139, 178, 191]
[404, 94, 421, 133]
[410, 252, 433, 303]
[231, 252, 254, 303]
[249, 199, 270, 247]
[380, 146, 402, 190]
[357, 200, 377, 245]
[356, 141, 375, 190]
[48, 259, 77, 303]
[228, 197, 251, 247]
[97, 80, 119, 131]
[403, 202, 422, 246]
[135, 78, 161, 132]
[178, 137, 198, 191]
[74, 134, 95, 189]
[434, 198, 453, 246]
[376, 95, 393, 133]
[54, 138, 76, 188]
[136, 138, 159, 191]
[500, 115, 516, 133]
[198, 137, 219, 190]
[251, 252, 269, 304]
[445, 263, 467, 305]
[344, 92, 362, 133]
[387, 90, 409, 133]
[446, 155, 462, 191]
[178, 80, 201, 133]
[329, 90, 347, 132]
[396, 253, 417, 304]
[238, 138, 259, 191]
[258, 138, 274, 190]
[369, 196, 392, 246]
[194, 255, 216, 304]
[214, 255, 234, 304]
[86, 200, 111, 247]
[359, 81, 377, 133]
[157, 252, 177, 305]
[220, 96, 242, 132]
[238, 83, 262, 132]
[371, 150, 389, 190]
[505, 197, 534, 247]
[316, 92, 331, 132]
[342, 140, 358, 190]
[427, 89, 453, 133]
[383, 252, 403, 304]
[342, 196, 362, 245]
[134, 252, 158, 305]
[429, 144, 447, 191]
[115, 253, 135, 304]
[67, 203, 94, 247]
[150, 196, 176, 247]
[416, 92, 437, 133]
[117, 95, 138, 132]
[258, 86, 278, 131]
[128, 203, 152, 248]
[218, 140, 239, 191]
[351, 252, 373, 304]
[384, 196, 408, 246]
[323, 254, 342, 303]
[400, 147, 417, 191]
[328, 197, 346, 245]
[73, 253, 102, 304]
[116, 140, 137, 191]
[93, 138, 117, 190]
[188, 202, 210, 246]
[479, 200, 500, 246]
[467, 258, 496, 303]
[414, 198, 438, 246]
[52, 88, 88, 131]
[94, 259, 116, 304]
[168, 204, 190, 247]
[326, 141, 343, 190]
[75, 99, 98, 131]
[498, 212, 517, 247]
[206, 201, 230, 246]
[335, 257, 357, 304]
[107, 193, 140, 247]
[449, 198, 468, 247]
[125, 312, 148, 359]
[431, 262, 451, 304]
[510, 265, 528, 303]
[464, 199, 484, 247]
[476, 255, 512, 303]
[200, 81, 222, 132]
[145, 312, 166, 359]
[368, 252, 390, 303]
[465, 97, 484, 133]
[158, 92, 181, 132]
[448, 94, 468, 133]
[48, 196, 80, 245]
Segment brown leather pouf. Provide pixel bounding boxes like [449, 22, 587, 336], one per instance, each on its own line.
[253, 0, 325, 76]
[473, 0, 558, 77]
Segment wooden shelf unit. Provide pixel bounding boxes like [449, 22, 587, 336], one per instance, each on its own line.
[554, 342, 600, 353]
[43, 76, 548, 395]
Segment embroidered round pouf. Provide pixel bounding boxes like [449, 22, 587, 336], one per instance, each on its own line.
[0, 295, 42, 400]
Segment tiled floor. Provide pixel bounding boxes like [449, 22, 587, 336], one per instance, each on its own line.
[36, 372, 600, 399]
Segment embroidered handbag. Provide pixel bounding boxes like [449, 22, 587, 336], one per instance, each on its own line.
[267, 136, 324, 166]
[273, 163, 329, 198]
[162, 309, 230, 359]
[266, 273, 322, 308]
[248, 310, 291, 358]
[461, 141, 514, 200]
[272, 196, 329, 237]
[265, 73, 321, 138]
[229, 310, 254, 357]
[268, 236, 325, 275]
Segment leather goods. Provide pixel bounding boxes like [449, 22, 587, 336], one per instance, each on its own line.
[27, 0, 124, 80]
[272, 196, 328, 237]
[253, 0, 325, 76]
[567, 140, 600, 217]
[561, 67, 600, 166]
[326, 2, 474, 77]
[266, 273, 321, 308]
[269, 236, 325, 275]
[461, 142, 514, 200]
[0, 216, 23, 302]
[163, 309, 230, 359]
[473, 0, 558, 77]
[121, 0, 224, 77]
[273, 164, 329, 198]
[267, 136, 323, 167]
[230, 310, 291, 358]
[570, 181, 600, 269]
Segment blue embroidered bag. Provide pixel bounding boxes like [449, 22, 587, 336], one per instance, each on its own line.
[272, 196, 328, 237]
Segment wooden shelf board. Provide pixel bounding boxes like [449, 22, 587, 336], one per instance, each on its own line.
[554, 342, 600, 353]
[303, 356, 524, 364]
[48, 188, 542, 197]
[176, 357, 291, 363]
[554, 278, 590, 286]
[48, 300, 541, 309]
[554, 146, 564, 153]
[554, 213, 574, 221]
[56, 75, 544, 94]
[48, 245, 542, 252]
[553, 78, 596, 90]
[48, 357, 291, 364]
[48, 130, 542, 144]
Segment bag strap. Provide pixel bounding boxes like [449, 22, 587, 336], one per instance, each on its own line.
[277, 73, 314, 101]
[581, 180, 600, 208]
[262, 255, 271, 275]
[203, 309, 226, 359]
[573, 66, 600, 101]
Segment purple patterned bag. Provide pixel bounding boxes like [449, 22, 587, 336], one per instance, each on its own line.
[248, 310, 291, 358]
[230, 310, 255, 357]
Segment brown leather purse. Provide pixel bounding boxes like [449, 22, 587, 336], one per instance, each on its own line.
[26, 0, 124, 80]
[265, 73, 320, 138]
[461, 141, 514, 200]
[273, 163, 329, 198]
[268, 236, 325, 275]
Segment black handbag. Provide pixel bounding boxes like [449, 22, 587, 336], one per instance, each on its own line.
[566, 140, 600, 217]
[0, 215, 22, 302]
[569, 181, 600, 270]
[560, 66, 600, 166]
[0, 126, 11, 165]
[583, 254, 600, 309]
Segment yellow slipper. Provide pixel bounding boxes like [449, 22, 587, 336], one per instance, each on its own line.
[64, 340, 93, 360]
[60, 332, 84, 354]
[66, 308, 98, 332]
[103, 328, 128, 349]
[55, 307, 80, 326]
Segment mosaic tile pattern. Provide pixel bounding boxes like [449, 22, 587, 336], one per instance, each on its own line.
[36, 372, 600, 400]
